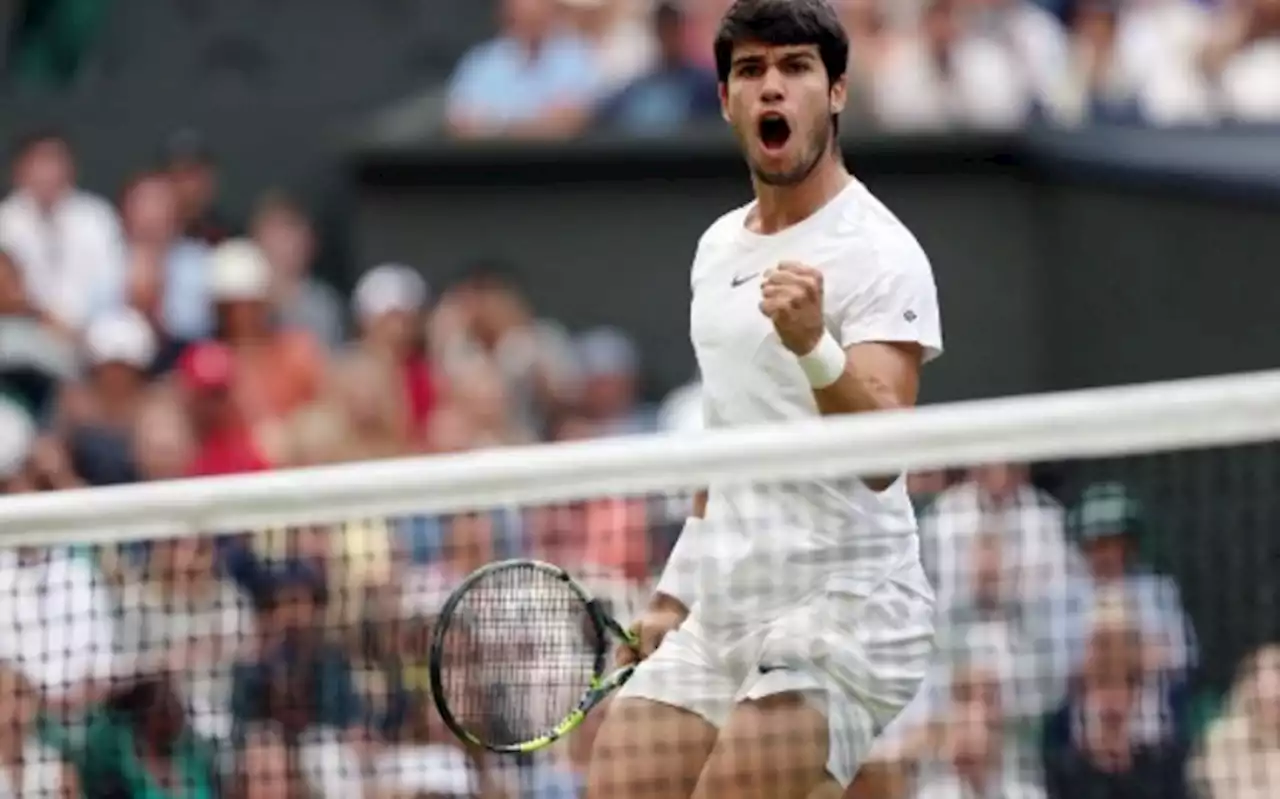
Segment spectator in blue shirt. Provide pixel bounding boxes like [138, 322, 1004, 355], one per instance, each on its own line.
[231, 562, 363, 741]
[446, 0, 602, 139]
[595, 0, 720, 135]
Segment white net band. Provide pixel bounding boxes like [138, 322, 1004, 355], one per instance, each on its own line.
[0, 369, 1277, 547]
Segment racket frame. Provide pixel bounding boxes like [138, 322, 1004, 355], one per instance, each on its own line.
[428, 558, 639, 754]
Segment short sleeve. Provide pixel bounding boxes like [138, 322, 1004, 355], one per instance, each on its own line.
[547, 41, 604, 104]
[832, 254, 943, 364]
[445, 46, 497, 115]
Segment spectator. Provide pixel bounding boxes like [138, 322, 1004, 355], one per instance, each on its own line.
[837, 0, 895, 122]
[58, 308, 157, 486]
[962, 0, 1071, 113]
[251, 192, 344, 350]
[1189, 644, 1280, 799]
[272, 351, 411, 467]
[448, 359, 535, 447]
[869, 0, 1037, 131]
[0, 398, 120, 719]
[1201, 0, 1280, 122]
[0, 662, 78, 796]
[595, 0, 720, 135]
[561, 0, 656, 97]
[349, 263, 438, 439]
[177, 340, 271, 477]
[422, 402, 484, 454]
[131, 392, 196, 482]
[356, 597, 493, 798]
[0, 246, 79, 421]
[79, 678, 223, 799]
[864, 621, 1047, 799]
[109, 170, 213, 349]
[574, 326, 654, 435]
[231, 563, 363, 743]
[234, 724, 307, 799]
[273, 402, 359, 467]
[400, 511, 500, 619]
[0, 129, 124, 332]
[110, 531, 256, 750]
[207, 239, 325, 427]
[328, 352, 413, 461]
[921, 463, 1084, 719]
[162, 129, 235, 247]
[1066, 482, 1198, 683]
[1051, 0, 1216, 126]
[1042, 590, 1191, 799]
[432, 261, 580, 439]
[445, 0, 602, 138]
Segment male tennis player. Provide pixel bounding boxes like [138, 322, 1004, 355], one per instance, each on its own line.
[584, 1, 942, 798]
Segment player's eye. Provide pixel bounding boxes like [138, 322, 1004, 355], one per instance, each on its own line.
[735, 62, 763, 78]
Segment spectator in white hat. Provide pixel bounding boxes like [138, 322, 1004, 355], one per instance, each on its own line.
[65, 308, 157, 427]
[207, 238, 324, 426]
[348, 263, 438, 440]
[54, 307, 158, 485]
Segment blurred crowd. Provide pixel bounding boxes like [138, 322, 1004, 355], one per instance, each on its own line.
[0, 125, 698, 798]
[443, 0, 1280, 138]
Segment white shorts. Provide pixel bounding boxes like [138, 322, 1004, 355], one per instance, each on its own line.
[616, 577, 935, 787]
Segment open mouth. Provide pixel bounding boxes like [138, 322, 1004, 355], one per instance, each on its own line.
[757, 113, 791, 152]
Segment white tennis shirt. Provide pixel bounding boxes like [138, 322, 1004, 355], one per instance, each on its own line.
[678, 178, 943, 624]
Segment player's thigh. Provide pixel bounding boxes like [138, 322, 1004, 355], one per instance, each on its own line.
[585, 696, 719, 799]
[585, 620, 733, 799]
[689, 690, 837, 799]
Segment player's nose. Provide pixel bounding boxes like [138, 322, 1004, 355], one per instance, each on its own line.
[759, 66, 786, 102]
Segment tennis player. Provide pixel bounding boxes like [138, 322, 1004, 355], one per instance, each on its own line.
[583, 1, 942, 797]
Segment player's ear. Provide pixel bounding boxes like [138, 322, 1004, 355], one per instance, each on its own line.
[718, 82, 732, 123]
[829, 76, 848, 117]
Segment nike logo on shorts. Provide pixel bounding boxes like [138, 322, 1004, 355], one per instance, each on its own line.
[731, 273, 759, 288]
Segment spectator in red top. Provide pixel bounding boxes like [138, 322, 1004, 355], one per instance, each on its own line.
[350, 264, 438, 440]
[207, 239, 325, 427]
[178, 340, 270, 477]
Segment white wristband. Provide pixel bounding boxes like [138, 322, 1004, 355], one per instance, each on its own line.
[654, 516, 704, 608]
[797, 331, 846, 389]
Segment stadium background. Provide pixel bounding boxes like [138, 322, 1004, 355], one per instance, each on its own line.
[0, 0, 1278, 797]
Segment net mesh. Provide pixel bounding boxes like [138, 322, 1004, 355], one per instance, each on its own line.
[0, 373, 1275, 798]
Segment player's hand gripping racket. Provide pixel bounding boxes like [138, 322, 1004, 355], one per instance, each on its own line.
[428, 559, 640, 754]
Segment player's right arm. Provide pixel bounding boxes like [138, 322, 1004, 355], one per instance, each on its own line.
[619, 488, 705, 665]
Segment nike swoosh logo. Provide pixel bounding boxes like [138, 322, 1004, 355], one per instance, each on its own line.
[731, 273, 759, 288]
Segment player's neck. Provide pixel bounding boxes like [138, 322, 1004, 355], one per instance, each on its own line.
[750, 156, 851, 235]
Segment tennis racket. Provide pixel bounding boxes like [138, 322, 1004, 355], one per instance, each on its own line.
[428, 558, 640, 754]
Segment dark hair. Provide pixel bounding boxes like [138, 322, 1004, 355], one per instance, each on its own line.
[455, 258, 523, 292]
[712, 0, 849, 85]
[9, 128, 70, 164]
[252, 189, 310, 228]
[118, 169, 169, 207]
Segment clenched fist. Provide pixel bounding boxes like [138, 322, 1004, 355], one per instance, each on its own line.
[759, 262, 825, 355]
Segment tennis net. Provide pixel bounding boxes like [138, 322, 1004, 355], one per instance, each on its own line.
[0, 370, 1276, 798]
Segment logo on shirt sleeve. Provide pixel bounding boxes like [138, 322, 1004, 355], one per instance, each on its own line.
[903, 310, 918, 323]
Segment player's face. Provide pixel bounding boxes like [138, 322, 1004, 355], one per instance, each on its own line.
[720, 42, 846, 186]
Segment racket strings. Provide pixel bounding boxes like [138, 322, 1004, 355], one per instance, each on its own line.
[437, 565, 600, 746]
